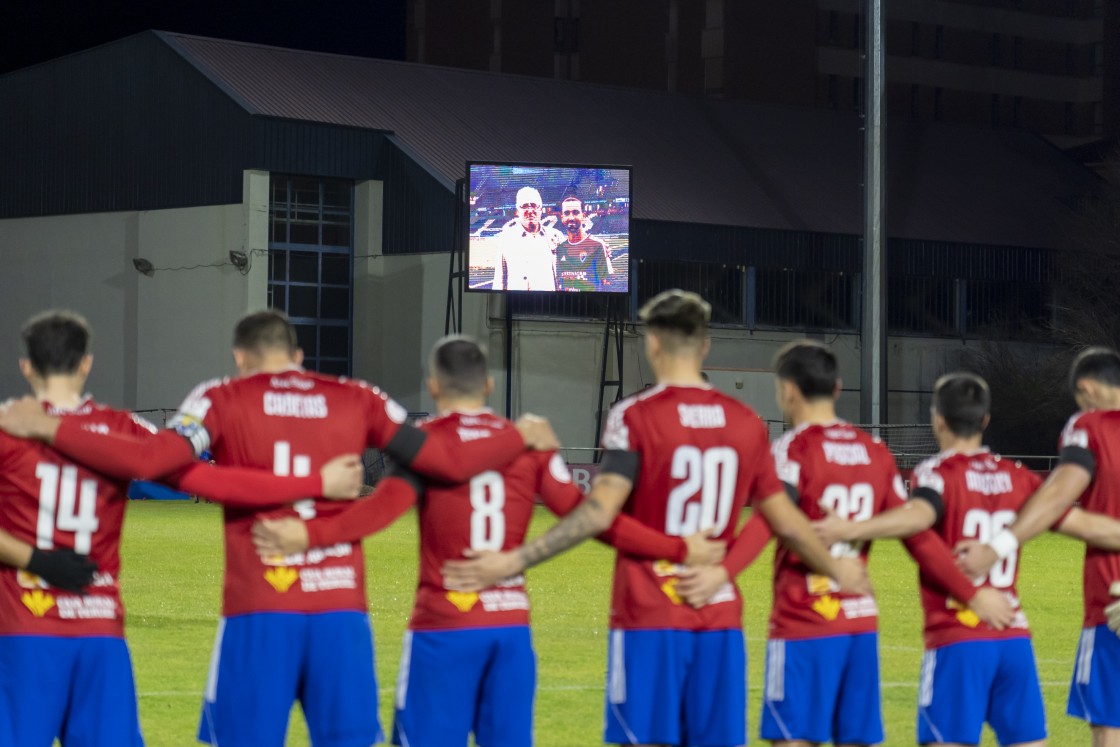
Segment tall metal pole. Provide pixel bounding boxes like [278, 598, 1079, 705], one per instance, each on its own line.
[860, 0, 887, 426]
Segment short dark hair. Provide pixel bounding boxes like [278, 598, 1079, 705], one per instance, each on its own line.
[933, 372, 990, 437]
[1069, 347, 1120, 396]
[639, 290, 710, 350]
[773, 340, 837, 400]
[429, 335, 488, 397]
[233, 311, 298, 354]
[561, 196, 582, 208]
[21, 310, 92, 377]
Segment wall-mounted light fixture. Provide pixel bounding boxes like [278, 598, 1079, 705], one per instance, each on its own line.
[132, 258, 155, 277]
[229, 250, 249, 274]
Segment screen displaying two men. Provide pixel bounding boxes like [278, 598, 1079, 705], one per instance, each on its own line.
[468, 163, 631, 293]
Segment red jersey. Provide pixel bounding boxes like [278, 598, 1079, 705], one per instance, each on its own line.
[410, 412, 586, 630]
[168, 369, 419, 617]
[600, 384, 784, 631]
[303, 410, 687, 631]
[0, 399, 156, 638]
[769, 421, 906, 639]
[1059, 410, 1120, 628]
[912, 449, 1040, 649]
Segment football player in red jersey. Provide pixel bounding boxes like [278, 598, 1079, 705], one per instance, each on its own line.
[0, 310, 553, 747]
[811, 372, 1120, 745]
[957, 348, 1120, 746]
[443, 291, 867, 747]
[760, 344, 1014, 747]
[251, 334, 726, 747]
[0, 311, 369, 747]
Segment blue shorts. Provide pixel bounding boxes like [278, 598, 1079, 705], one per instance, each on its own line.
[197, 611, 381, 747]
[1068, 624, 1120, 728]
[392, 625, 535, 747]
[604, 628, 746, 747]
[0, 634, 144, 747]
[918, 637, 1046, 746]
[760, 632, 882, 745]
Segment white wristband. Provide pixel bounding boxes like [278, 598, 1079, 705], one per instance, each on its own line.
[989, 529, 1019, 560]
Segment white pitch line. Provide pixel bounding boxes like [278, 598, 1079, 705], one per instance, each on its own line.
[139, 681, 1073, 698]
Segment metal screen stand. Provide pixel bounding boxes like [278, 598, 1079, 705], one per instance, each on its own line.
[444, 178, 467, 335]
[594, 295, 626, 453]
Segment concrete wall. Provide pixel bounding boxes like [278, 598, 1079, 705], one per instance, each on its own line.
[1, 173, 1055, 448]
[0, 170, 269, 412]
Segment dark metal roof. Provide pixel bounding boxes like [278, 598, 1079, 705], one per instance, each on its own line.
[164, 31, 1102, 250]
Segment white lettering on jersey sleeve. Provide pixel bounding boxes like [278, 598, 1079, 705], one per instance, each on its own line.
[912, 458, 945, 496]
[601, 400, 634, 451]
[770, 429, 802, 487]
[129, 414, 160, 435]
[167, 378, 223, 457]
[1061, 413, 1090, 450]
[548, 453, 573, 484]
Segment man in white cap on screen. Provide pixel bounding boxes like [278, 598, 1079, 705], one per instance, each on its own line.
[491, 186, 562, 291]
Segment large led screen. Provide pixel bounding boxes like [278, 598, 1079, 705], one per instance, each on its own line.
[467, 163, 631, 293]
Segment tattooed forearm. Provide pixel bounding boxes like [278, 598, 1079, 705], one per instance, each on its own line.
[516, 496, 612, 570]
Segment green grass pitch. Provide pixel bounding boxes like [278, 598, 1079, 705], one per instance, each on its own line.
[121, 501, 1089, 746]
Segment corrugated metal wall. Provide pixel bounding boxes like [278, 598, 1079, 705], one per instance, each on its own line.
[0, 33, 254, 217]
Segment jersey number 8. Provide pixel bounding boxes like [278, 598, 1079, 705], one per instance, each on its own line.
[470, 471, 506, 551]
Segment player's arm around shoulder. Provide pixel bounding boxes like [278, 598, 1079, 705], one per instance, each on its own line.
[1055, 506, 1120, 551]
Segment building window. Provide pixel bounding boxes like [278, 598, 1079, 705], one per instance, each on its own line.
[991, 94, 1001, 127]
[1013, 36, 1023, 69]
[828, 11, 838, 45]
[934, 87, 943, 121]
[934, 25, 943, 59]
[828, 74, 838, 108]
[911, 84, 921, 119]
[911, 22, 920, 56]
[990, 33, 1001, 66]
[1013, 96, 1022, 127]
[268, 176, 354, 376]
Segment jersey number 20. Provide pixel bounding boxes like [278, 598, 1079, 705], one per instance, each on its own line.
[36, 463, 99, 555]
[666, 446, 739, 536]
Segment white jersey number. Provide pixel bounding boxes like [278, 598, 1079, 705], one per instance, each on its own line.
[962, 509, 1017, 588]
[819, 482, 874, 558]
[274, 441, 316, 519]
[666, 446, 739, 536]
[470, 471, 507, 551]
[36, 463, 100, 555]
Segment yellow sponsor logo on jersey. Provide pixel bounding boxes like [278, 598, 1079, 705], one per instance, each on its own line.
[812, 594, 841, 621]
[446, 591, 479, 613]
[21, 589, 55, 618]
[661, 578, 683, 605]
[16, 570, 44, 589]
[264, 567, 299, 593]
[652, 559, 679, 577]
[948, 598, 980, 628]
[807, 574, 834, 595]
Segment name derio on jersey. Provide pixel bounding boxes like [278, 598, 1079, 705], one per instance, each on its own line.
[262, 391, 329, 419]
[678, 404, 726, 429]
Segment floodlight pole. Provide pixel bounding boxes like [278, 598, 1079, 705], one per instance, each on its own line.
[860, 0, 887, 427]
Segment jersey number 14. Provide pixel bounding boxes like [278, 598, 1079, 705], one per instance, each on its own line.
[36, 463, 99, 555]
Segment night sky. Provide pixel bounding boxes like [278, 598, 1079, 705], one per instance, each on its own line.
[1, 0, 407, 75]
